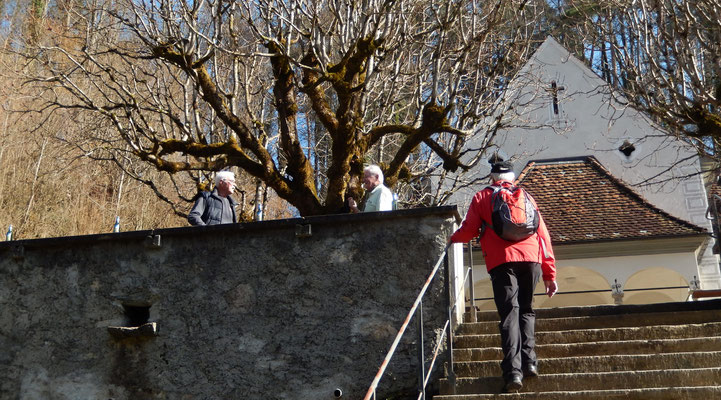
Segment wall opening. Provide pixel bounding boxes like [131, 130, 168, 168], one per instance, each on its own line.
[123, 304, 150, 327]
[618, 140, 636, 157]
[108, 303, 157, 339]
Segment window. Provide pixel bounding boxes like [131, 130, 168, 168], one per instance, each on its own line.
[615, 139, 641, 163]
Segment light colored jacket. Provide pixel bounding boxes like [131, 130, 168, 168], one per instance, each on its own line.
[363, 184, 393, 212]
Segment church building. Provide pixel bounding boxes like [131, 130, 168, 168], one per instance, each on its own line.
[446, 37, 721, 309]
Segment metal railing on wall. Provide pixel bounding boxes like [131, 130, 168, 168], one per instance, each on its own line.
[363, 242, 475, 400]
[469, 285, 695, 304]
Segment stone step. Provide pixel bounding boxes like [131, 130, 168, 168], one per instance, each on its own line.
[444, 301, 721, 399]
[454, 322, 721, 349]
[452, 351, 721, 377]
[439, 367, 721, 395]
[464, 299, 721, 322]
[453, 336, 721, 361]
[433, 385, 721, 400]
[457, 310, 721, 335]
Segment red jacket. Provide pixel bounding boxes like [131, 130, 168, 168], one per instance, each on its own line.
[450, 180, 556, 281]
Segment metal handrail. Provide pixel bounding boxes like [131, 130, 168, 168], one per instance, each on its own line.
[414, 257, 476, 400]
[467, 243, 476, 322]
[363, 242, 473, 400]
[418, 319, 450, 398]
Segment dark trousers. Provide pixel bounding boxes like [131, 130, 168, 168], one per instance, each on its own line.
[489, 261, 542, 380]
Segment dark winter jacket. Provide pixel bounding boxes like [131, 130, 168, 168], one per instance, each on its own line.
[187, 189, 238, 226]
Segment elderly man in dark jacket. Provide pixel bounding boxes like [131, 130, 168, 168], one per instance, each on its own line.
[188, 171, 238, 225]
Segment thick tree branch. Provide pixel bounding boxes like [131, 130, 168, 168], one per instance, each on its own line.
[268, 41, 321, 209]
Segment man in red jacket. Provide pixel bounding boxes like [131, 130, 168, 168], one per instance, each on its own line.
[450, 161, 558, 393]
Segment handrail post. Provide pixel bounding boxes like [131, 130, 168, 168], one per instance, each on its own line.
[417, 301, 426, 400]
[444, 251, 456, 394]
[467, 242, 476, 323]
[714, 195, 720, 253]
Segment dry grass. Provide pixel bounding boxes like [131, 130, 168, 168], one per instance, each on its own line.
[0, 58, 293, 240]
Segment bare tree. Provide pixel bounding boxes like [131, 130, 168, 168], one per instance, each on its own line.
[18, 0, 548, 216]
[557, 0, 721, 166]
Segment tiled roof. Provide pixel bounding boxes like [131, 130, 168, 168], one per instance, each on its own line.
[515, 156, 706, 244]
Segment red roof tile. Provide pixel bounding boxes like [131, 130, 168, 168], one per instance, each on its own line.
[516, 156, 706, 244]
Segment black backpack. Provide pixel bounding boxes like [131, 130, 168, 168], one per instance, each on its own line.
[486, 184, 539, 241]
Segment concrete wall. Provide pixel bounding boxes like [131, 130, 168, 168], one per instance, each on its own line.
[0, 207, 459, 400]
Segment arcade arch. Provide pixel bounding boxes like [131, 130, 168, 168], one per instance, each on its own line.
[534, 266, 613, 308]
[623, 268, 689, 304]
[467, 265, 692, 311]
[469, 265, 615, 311]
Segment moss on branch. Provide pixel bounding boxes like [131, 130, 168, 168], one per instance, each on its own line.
[421, 103, 447, 131]
[688, 106, 721, 138]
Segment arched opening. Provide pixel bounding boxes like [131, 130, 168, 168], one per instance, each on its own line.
[534, 266, 613, 308]
[624, 268, 689, 304]
[469, 265, 617, 311]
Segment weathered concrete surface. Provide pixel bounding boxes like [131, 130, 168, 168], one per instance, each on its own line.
[461, 309, 721, 334]
[0, 207, 459, 400]
[446, 367, 721, 394]
[454, 351, 721, 377]
[456, 322, 721, 347]
[433, 386, 721, 400]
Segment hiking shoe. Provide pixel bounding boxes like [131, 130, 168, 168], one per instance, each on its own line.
[523, 364, 539, 378]
[503, 374, 523, 393]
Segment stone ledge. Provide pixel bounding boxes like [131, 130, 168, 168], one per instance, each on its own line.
[107, 322, 158, 339]
[0, 206, 460, 251]
[692, 289, 721, 300]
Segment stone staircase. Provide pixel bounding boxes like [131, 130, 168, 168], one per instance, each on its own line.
[435, 299, 721, 399]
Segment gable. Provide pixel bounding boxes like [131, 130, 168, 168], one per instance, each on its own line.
[446, 36, 710, 237]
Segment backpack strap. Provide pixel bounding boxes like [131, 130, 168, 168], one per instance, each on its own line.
[480, 183, 518, 239]
[479, 185, 499, 238]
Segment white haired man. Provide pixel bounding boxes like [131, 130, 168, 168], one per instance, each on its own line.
[348, 165, 394, 213]
[449, 161, 558, 393]
[188, 171, 238, 225]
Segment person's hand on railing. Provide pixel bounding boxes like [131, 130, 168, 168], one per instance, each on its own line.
[544, 280, 558, 297]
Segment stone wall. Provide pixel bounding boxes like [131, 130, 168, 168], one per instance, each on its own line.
[0, 207, 459, 400]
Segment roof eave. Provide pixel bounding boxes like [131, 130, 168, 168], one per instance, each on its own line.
[551, 234, 710, 260]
